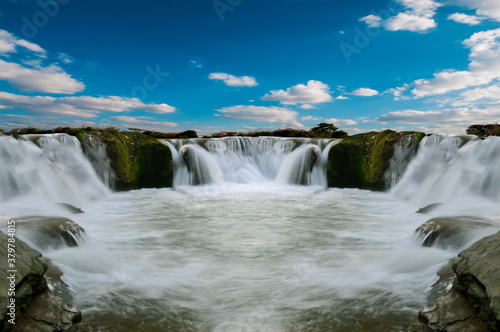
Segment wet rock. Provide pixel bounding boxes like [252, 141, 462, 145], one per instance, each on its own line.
[406, 288, 488, 332]
[327, 130, 425, 190]
[14, 216, 86, 250]
[415, 216, 497, 250]
[0, 231, 95, 332]
[78, 130, 173, 190]
[407, 231, 500, 332]
[453, 231, 500, 326]
[0, 231, 48, 325]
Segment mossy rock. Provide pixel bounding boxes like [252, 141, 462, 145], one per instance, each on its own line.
[327, 130, 425, 190]
[77, 130, 173, 190]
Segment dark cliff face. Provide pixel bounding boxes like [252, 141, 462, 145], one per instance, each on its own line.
[77, 130, 174, 190]
[326, 130, 425, 191]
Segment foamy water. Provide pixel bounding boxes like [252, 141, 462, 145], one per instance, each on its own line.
[1, 134, 500, 331]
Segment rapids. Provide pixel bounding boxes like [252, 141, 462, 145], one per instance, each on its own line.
[1, 133, 499, 331]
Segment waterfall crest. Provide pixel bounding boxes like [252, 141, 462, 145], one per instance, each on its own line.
[0, 134, 109, 205]
[390, 135, 500, 204]
[166, 137, 337, 187]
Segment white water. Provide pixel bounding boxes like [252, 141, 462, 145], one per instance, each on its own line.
[166, 137, 335, 187]
[1, 133, 500, 332]
[0, 134, 109, 213]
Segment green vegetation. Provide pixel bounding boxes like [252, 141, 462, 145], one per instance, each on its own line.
[206, 123, 348, 138]
[2, 126, 199, 139]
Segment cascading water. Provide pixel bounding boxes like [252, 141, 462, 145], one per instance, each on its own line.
[0, 134, 110, 211]
[390, 135, 500, 207]
[166, 137, 336, 187]
[1, 132, 499, 332]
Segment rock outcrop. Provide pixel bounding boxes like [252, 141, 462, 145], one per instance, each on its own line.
[415, 216, 497, 250]
[14, 216, 86, 250]
[0, 232, 94, 331]
[77, 129, 174, 190]
[327, 130, 425, 190]
[407, 231, 500, 331]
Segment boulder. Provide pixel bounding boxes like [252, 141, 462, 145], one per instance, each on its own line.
[406, 288, 488, 332]
[0, 231, 94, 332]
[406, 231, 500, 331]
[415, 216, 497, 250]
[12, 291, 94, 332]
[0, 232, 48, 326]
[453, 231, 500, 325]
[14, 216, 86, 250]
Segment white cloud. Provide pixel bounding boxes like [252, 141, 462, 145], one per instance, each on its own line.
[301, 115, 321, 121]
[452, 0, 500, 22]
[386, 13, 437, 32]
[336, 95, 350, 100]
[261, 80, 333, 105]
[109, 116, 177, 129]
[361, 0, 441, 33]
[190, 60, 202, 69]
[460, 85, 500, 101]
[58, 53, 74, 64]
[215, 105, 304, 128]
[209, 72, 258, 87]
[0, 59, 85, 94]
[350, 88, 379, 97]
[0, 29, 46, 57]
[360, 15, 383, 28]
[0, 92, 176, 118]
[375, 106, 500, 125]
[447, 13, 483, 25]
[324, 118, 358, 126]
[392, 28, 500, 98]
[298, 104, 315, 109]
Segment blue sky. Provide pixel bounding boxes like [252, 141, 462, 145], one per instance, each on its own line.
[0, 0, 500, 135]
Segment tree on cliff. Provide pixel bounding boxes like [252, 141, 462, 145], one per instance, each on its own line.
[466, 124, 500, 138]
[310, 123, 348, 138]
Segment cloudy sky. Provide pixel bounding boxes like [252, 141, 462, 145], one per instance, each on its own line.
[0, 0, 499, 134]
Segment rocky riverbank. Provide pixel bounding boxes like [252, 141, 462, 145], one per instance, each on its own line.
[407, 227, 500, 331]
[0, 224, 94, 332]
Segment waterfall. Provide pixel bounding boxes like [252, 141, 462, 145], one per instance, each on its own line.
[166, 137, 337, 187]
[390, 134, 500, 205]
[0, 134, 109, 206]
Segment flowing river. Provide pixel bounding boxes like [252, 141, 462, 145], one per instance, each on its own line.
[1, 134, 499, 331]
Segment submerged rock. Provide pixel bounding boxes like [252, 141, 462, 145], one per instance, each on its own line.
[14, 216, 86, 250]
[415, 216, 497, 250]
[415, 203, 443, 214]
[57, 203, 85, 214]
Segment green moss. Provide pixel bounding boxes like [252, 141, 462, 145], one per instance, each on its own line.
[327, 130, 425, 190]
[77, 130, 173, 190]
